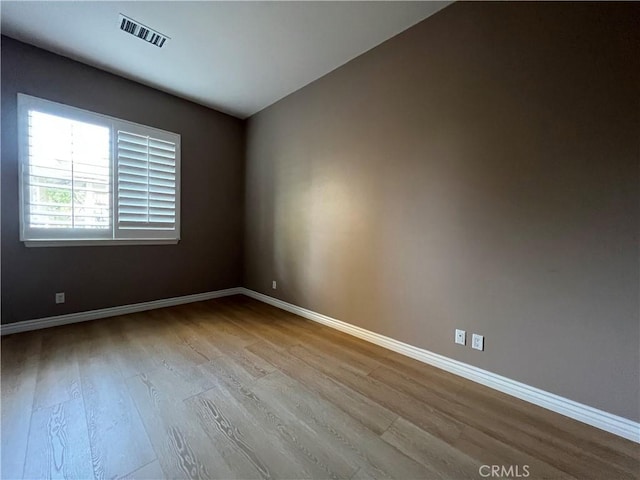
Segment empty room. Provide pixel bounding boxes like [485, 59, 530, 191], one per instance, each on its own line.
[1, 1, 638, 479]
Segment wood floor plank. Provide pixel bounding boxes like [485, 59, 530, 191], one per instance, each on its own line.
[288, 343, 466, 444]
[187, 313, 276, 380]
[165, 309, 225, 362]
[298, 337, 382, 375]
[459, 413, 636, 480]
[186, 378, 313, 479]
[374, 354, 637, 479]
[187, 393, 276, 480]
[241, 301, 397, 362]
[455, 382, 640, 475]
[381, 417, 486, 480]
[127, 311, 211, 372]
[77, 321, 156, 480]
[453, 425, 580, 479]
[126, 369, 234, 479]
[32, 326, 83, 410]
[194, 302, 261, 348]
[120, 460, 165, 480]
[374, 350, 470, 395]
[252, 312, 388, 376]
[198, 356, 358, 479]
[148, 359, 219, 402]
[269, 322, 383, 376]
[103, 315, 160, 379]
[23, 397, 94, 480]
[254, 370, 433, 479]
[247, 341, 398, 434]
[1, 331, 42, 480]
[368, 364, 470, 416]
[225, 309, 301, 350]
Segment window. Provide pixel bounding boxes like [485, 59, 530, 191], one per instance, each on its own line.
[18, 94, 180, 246]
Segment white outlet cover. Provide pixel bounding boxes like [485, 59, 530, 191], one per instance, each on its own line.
[272, 281, 277, 289]
[455, 329, 466, 346]
[55, 292, 65, 304]
[472, 333, 484, 351]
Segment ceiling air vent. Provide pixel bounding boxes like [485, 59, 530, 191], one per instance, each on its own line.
[119, 14, 169, 48]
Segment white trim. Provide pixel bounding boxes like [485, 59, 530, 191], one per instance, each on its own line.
[240, 288, 640, 443]
[24, 239, 179, 247]
[0, 287, 243, 336]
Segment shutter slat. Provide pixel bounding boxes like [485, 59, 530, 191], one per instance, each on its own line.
[118, 133, 148, 145]
[119, 198, 147, 207]
[149, 192, 174, 200]
[120, 164, 147, 173]
[118, 178, 147, 186]
[118, 158, 148, 169]
[148, 149, 175, 160]
[118, 190, 147, 199]
[149, 216, 174, 224]
[119, 215, 149, 222]
[149, 179, 175, 188]
[148, 186, 175, 195]
[148, 212, 174, 218]
[118, 219, 176, 227]
[119, 207, 148, 214]
[149, 173, 175, 183]
[148, 138, 175, 150]
[149, 199, 174, 207]
[118, 150, 149, 162]
[148, 165, 175, 175]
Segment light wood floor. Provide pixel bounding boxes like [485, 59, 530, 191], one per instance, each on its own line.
[1, 296, 638, 480]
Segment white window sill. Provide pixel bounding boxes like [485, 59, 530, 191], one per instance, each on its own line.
[23, 239, 179, 248]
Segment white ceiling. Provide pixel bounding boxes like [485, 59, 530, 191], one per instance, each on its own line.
[1, 1, 449, 118]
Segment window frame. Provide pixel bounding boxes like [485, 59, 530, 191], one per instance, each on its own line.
[17, 93, 181, 247]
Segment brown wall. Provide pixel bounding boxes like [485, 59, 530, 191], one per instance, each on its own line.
[1, 37, 245, 324]
[244, 3, 640, 420]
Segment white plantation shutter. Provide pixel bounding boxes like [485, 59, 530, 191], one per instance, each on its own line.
[116, 127, 180, 239]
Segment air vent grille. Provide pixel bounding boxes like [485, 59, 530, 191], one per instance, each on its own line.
[119, 14, 169, 48]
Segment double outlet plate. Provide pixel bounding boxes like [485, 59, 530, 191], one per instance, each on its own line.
[455, 329, 484, 351]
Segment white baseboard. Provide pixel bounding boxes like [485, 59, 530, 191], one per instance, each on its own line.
[0, 287, 244, 336]
[240, 288, 640, 443]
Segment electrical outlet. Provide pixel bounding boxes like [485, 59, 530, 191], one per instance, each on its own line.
[454, 329, 466, 346]
[55, 292, 65, 304]
[272, 280, 277, 290]
[472, 333, 484, 351]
